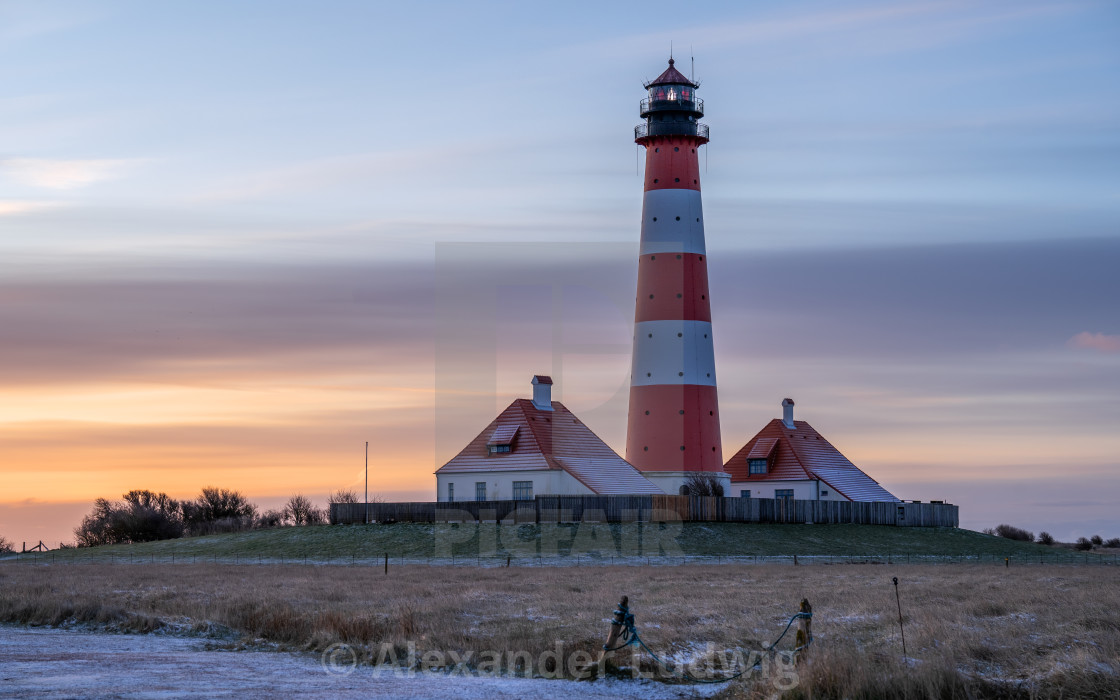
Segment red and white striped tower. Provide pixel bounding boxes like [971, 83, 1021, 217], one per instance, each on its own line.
[625, 58, 726, 494]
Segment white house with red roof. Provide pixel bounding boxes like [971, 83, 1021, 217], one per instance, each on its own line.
[435, 376, 663, 502]
[723, 399, 899, 503]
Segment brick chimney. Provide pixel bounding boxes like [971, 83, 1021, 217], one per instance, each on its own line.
[532, 375, 554, 411]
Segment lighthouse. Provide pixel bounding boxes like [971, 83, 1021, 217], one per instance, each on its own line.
[625, 58, 728, 495]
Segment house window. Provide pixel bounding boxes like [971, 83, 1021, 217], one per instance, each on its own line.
[487, 444, 511, 455]
[448, 483, 454, 502]
[748, 458, 767, 474]
[740, 490, 751, 498]
[775, 489, 794, 501]
[475, 482, 487, 501]
[820, 490, 829, 498]
[512, 481, 533, 501]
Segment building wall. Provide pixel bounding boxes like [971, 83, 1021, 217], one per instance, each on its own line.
[642, 470, 728, 496]
[728, 479, 847, 501]
[436, 469, 594, 502]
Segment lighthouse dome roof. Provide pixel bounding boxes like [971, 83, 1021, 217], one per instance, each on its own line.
[644, 58, 698, 89]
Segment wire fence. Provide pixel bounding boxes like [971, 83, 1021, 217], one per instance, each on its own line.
[2, 551, 1117, 568]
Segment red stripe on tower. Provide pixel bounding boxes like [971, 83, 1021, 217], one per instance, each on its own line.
[626, 58, 723, 490]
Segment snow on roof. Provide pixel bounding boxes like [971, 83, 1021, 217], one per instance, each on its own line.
[724, 419, 899, 502]
[436, 399, 662, 495]
[746, 437, 778, 460]
[487, 425, 519, 447]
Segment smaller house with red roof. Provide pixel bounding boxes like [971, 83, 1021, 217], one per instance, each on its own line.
[435, 376, 663, 502]
[724, 398, 899, 503]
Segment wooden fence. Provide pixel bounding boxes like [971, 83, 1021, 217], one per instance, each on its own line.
[332, 496, 958, 528]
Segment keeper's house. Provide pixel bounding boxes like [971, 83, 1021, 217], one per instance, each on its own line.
[435, 376, 662, 502]
[724, 399, 899, 503]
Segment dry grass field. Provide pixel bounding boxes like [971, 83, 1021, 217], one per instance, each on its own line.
[1, 562, 1116, 698]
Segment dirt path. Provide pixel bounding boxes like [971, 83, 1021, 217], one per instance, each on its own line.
[0, 626, 719, 699]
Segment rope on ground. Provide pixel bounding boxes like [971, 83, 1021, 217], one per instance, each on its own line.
[601, 597, 813, 684]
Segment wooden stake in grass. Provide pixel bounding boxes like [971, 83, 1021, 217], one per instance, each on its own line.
[795, 598, 812, 653]
[595, 595, 630, 671]
[892, 576, 907, 657]
[384, 552, 388, 575]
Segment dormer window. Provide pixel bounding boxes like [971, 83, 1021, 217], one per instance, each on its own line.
[486, 425, 518, 455]
[745, 437, 778, 474]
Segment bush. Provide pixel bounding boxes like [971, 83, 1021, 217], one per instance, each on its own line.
[1090, 535, 1103, 546]
[993, 524, 1034, 542]
[1037, 532, 1054, 545]
[681, 472, 725, 497]
[256, 509, 286, 529]
[74, 490, 184, 547]
[1074, 537, 1093, 551]
[181, 487, 257, 535]
[0, 535, 13, 553]
[1105, 538, 1120, 549]
[284, 495, 324, 526]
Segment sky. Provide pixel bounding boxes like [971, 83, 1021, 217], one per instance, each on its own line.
[1, 0, 1118, 547]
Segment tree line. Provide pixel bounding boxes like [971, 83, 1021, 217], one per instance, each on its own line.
[985, 523, 1119, 550]
[73, 487, 362, 547]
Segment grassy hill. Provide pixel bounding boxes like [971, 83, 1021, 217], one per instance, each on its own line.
[5, 522, 1104, 566]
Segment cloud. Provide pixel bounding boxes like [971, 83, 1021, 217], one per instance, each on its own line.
[0, 158, 142, 190]
[0, 200, 65, 216]
[1067, 332, 1120, 353]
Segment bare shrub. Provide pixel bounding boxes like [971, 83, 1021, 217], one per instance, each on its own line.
[256, 509, 286, 529]
[1075, 537, 1093, 551]
[1037, 531, 1054, 545]
[993, 523, 1033, 542]
[74, 491, 184, 547]
[1105, 538, 1120, 549]
[284, 495, 324, 526]
[1090, 534, 1103, 546]
[682, 472, 725, 497]
[328, 489, 359, 505]
[0, 535, 13, 553]
[182, 487, 256, 536]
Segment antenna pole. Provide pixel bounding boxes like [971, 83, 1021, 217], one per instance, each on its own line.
[364, 441, 369, 524]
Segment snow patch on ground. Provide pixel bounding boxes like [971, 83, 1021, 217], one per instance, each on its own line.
[0, 625, 725, 699]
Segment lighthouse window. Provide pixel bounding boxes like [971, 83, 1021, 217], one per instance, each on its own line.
[652, 217, 657, 221]
[749, 459, 768, 475]
[675, 178, 679, 182]
[675, 216, 680, 220]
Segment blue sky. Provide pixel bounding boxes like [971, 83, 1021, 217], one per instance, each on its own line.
[1, 0, 1118, 546]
